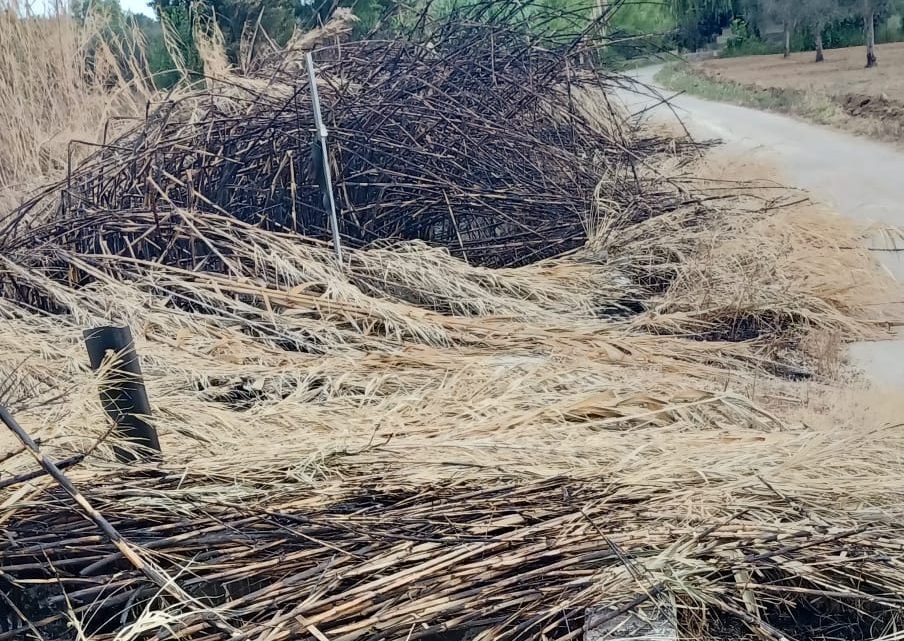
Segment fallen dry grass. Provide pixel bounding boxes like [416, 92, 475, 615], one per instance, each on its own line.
[0, 153, 895, 471]
[1, 168, 902, 638]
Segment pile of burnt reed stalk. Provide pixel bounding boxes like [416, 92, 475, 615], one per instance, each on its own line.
[0, 0, 694, 272]
[1, 469, 902, 641]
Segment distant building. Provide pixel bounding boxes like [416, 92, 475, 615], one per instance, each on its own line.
[758, 18, 784, 44]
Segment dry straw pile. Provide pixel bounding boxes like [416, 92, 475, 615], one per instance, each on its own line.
[0, 3, 902, 641]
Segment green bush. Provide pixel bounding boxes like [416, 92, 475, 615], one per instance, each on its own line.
[721, 18, 780, 57]
[721, 38, 780, 56]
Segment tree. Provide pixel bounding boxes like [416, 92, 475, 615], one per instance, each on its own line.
[850, 0, 894, 67]
[71, 0, 124, 24]
[799, 0, 841, 61]
[669, 0, 739, 51]
[152, 0, 203, 76]
[758, 0, 800, 57]
[204, 0, 297, 63]
[152, 0, 299, 71]
[862, 0, 880, 66]
[297, 0, 397, 38]
[837, 0, 897, 67]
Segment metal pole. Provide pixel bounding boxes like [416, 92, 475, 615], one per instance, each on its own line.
[83, 326, 161, 463]
[306, 51, 343, 263]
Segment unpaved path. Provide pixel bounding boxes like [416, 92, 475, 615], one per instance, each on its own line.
[623, 66, 904, 387]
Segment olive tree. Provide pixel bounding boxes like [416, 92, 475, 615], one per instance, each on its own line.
[861, 0, 889, 66]
[838, 0, 892, 66]
[758, 0, 801, 57]
[799, 0, 842, 61]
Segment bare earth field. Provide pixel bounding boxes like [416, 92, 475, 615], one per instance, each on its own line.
[700, 42, 904, 99]
[694, 43, 904, 140]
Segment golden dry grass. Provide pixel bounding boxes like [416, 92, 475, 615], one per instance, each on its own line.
[0, 5, 152, 211]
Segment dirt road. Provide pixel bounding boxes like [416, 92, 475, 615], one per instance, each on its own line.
[624, 66, 904, 386]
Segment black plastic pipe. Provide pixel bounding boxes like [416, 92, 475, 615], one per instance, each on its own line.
[83, 326, 161, 462]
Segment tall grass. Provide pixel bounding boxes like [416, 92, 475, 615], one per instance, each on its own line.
[0, 3, 154, 210]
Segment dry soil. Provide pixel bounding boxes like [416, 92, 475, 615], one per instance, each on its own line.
[699, 42, 904, 100]
[697, 43, 904, 137]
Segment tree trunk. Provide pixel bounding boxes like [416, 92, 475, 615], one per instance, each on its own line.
[783, 23, 791, 58]
[815, 21, 824, 62]
[865, 4, 877, 67]
[593, 0, 608, 38]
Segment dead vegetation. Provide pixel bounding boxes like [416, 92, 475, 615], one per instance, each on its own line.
[2, 8, 697, 269]
[0, 4, 902, 641]
[0, 6, 153, 212]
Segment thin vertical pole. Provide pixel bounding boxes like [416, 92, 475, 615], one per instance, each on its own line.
[306, 51, 343, 263]
[83, 326, 161, 463]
